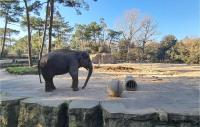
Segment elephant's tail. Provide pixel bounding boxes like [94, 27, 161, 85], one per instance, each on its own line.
[38, 60, 42, 83]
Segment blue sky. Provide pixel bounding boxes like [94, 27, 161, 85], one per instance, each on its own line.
[1, 0, 199, 41]
[58, 0, 200, 40]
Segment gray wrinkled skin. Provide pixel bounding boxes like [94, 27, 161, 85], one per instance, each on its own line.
[38, 49, 93, 92]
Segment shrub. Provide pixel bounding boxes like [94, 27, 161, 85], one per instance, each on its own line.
[6, 66, 38, 75]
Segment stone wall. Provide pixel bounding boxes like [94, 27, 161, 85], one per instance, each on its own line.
[0, 97, 199, 127]
[91, 53, 116, 64]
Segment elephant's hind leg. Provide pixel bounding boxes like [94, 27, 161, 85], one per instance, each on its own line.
[42, 73, 56, 92]
[49, 77, 56, 90]
[69, 71, 79, 91]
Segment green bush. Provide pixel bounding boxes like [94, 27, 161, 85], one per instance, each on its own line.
[6, 66, 38, 75]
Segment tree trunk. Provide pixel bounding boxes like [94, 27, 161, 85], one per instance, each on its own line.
[24, 0, 32, 67]
[39, 0, 50, 60]
[48, 0, 54, 53]
[142, 40, 146, 61]
[1, 17, 8, 58]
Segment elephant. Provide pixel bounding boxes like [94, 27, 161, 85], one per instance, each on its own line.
[38, 49, 93, 92]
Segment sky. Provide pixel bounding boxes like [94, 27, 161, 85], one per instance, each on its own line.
[1, 0, 199, 41]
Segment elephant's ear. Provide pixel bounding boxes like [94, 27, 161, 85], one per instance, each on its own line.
[81, 51, 90, 59]
[77, 51, 89, 61]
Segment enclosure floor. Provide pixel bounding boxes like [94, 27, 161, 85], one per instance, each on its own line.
[1, 66, 199, 115]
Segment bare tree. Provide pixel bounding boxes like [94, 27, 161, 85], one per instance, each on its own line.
[139, 16, 157, 59]
[116, 9, 141, 46]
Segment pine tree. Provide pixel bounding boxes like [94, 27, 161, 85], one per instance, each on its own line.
[0, 0, 23, 57]
[22, 0, 42, 66]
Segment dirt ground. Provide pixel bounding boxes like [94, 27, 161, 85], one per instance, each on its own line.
[1, 63, 199, 100]
[94, 63, 200, 77]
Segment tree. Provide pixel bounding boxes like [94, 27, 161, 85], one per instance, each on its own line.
[99, 18, 107, 44]
[0, 0, 23, 57]
[107, 29, 122, 48]
[187, 39, 200, 64]
[145, 41, 159, 62]
[21, 16, 44, 34]
[176, 38, 200, 64]
[13, 33, 42, 57]
[117, 40, 130, 61]
[40, 0, 50, 60]
[168, 41, 188, 63]
[22, 0, 42, 66]
[71, 24, 88, 50]
[138, 16, 157, 59]
[88, 22, 102, 45]
[46, 0, 97, 52]
[21, 15, 45, 60]
[158, 35, 177, 61]
[48, 0, 54, 52]
[116, 9, 141, 48]
[52, 11, 73, 49]
[0, 28, 19, 46]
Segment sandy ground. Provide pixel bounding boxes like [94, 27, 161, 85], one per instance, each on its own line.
[0, 63, 200, 114]
[1, 63, 199, 100]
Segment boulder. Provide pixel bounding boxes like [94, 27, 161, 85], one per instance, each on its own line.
[17, 98, 69, 127]
[68, 100, 102, 127]
[0, 97, 22, 127]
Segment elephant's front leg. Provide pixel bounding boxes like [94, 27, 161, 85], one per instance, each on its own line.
[69, 66, 79, 91]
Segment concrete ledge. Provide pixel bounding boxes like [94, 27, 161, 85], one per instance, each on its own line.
[101, 99, 200, 127]
[69, 100, 102, 127]
[17, 97, 70, 127]
[0, 97, 199, 127]
[0, 97, 24, 127]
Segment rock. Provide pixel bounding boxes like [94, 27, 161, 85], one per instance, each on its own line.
[179, 123, 192, 127]
[0, 96, 200, 127]
[154, 125, 176, 127]
[167, 112, 200, 125]
[157, 110, 168, 122]
[106, 79, 123, 97]
[68, 100, 102, 127]
[0, 97, 23, 127]
[17, 97, 69, 127]
[101, 100, 158, 127]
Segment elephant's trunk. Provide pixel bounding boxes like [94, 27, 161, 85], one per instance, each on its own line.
[82, 63, 93, 89]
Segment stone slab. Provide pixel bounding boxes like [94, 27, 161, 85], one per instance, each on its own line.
[0, 97, 23, 127]
[69, 100, 102, 127]
[17, 97, 70, 127]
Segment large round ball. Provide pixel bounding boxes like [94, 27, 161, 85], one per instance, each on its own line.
[107, 79, 123, 97]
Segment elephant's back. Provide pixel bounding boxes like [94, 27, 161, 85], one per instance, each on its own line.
[40, 51, 72, 70]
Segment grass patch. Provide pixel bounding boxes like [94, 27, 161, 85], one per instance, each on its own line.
[6, 66, 38, 75]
